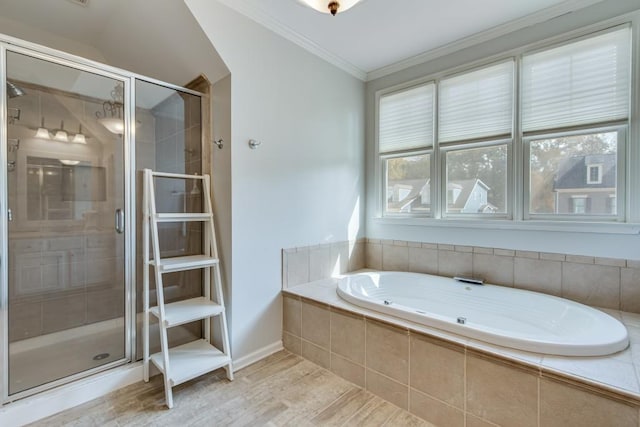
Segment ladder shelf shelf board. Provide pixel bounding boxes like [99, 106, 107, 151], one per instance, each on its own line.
[149, 297, 225, 328]
[142, 168, 233, 409]
[149, 340, 231, 387]
[149, 254, 219, 272]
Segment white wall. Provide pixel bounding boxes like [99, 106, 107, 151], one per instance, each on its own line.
[211, 75, 233, 338]
[185, 0, 366, 359]
[366, 0, 640, 260]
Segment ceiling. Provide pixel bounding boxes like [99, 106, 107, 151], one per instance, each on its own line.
[217, 0, 604, 80]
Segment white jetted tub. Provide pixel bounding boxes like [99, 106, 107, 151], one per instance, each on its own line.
[337, 271, 628, 356]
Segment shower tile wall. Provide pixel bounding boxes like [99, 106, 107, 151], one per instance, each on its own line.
[282, 238, 640, 314]
[7, 85, 123, 342]
[134, 83, 204, 359]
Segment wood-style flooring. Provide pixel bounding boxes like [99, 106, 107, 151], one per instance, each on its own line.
[30, 351, 434, 426]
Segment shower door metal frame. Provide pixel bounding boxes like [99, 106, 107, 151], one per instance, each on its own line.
[0, 40, 136, 404]
[0, 31, 206, 405]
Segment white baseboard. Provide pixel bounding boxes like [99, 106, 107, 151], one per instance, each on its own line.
[0, 362, 143, 427]
[233, 340, 283, 371]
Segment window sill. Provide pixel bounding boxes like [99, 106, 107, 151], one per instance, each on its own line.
[372, 216, 640, 235]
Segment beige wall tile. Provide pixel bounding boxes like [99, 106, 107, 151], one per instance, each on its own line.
[410, 334, 464, 409]
[473, 254, 514, 287]
[309, 245, 332, 282]
[331, 309, 365, 364]
[301, 340, 330, 369]
[349, 241, 366, 272]
[595, 257, 626, 267]
[366, 242, 382, 270]
[408, 247, 438, 275]
[366, 369, 408, 410]
[455, 245, 473, 253]
[540, 378, 638, 427]
[422, 242, 438, 250]
[438, 243, 455, 251]
[494, 248, 515, 257]
[330, 353, 365, 388]
[438, 250, 472, 278]
[409, 388, 464, 427]
[301, 300, 330, 348]
[473, 247, 494, 255]
[382, 244, 409, 271]
[621, 268, 640, 313]
[287, 248, 309, 287]
[366, 320, 409, 384]
[466, 353, 538, 427]
[331, 241, 350, 275]
[565, 254, 594, 264]
[283, 294, 301, 336]
[562, 262, 620, 310]
[514, 258, 562, 296]
[515, 250, 539, 259]
[283, 332, 301, 355]
[540, 252, 565, 261]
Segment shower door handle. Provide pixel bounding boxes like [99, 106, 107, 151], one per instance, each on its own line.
[115, 209, 125, 234]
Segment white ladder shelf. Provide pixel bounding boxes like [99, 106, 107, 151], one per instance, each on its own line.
[142, 169, 233, 409]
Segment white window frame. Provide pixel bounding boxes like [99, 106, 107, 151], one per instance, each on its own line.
[441, 139, 513, 220]
[523, 125, 626, 222]
[374, 19, 636, 229]
[376, 79, 436, 218]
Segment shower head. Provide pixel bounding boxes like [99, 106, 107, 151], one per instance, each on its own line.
[6, 81, 26, 98]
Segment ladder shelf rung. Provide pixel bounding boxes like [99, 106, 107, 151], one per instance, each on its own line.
[150, 297, 224, 327]
[149, 255, 219, 272]
[149, 339, 231, 387]
[155, 213, 212, 222]
[150, 171, 206, 180]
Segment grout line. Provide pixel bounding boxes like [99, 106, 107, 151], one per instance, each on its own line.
[537, 376, 541, 427]
[464, 347, 468, 427]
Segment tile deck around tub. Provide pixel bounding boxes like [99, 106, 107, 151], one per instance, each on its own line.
[283, 272, 640, 403]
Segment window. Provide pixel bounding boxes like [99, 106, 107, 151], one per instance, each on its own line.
[379, 83, 435, 215]
[524, 27, 629, 220]
[439, 61, 514, 217]
[377, 24, 632, 224]
[571, 196, 588, 214]
[587, 165, 602, 184]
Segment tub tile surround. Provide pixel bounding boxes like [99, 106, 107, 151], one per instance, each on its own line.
[282, 280, 640, 427]
[364, 239, 640, 313]
[282, 239, 365, 289]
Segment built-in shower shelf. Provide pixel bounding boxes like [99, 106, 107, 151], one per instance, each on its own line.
[149, 255, 219, 272]
[150, 297, 224, 327]
[155, 213, 212, 222]
[149, 339, 231, 387]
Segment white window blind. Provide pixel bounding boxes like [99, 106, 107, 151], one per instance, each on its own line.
[379, 83, 434, 153]
[522, 27, 631, 132]
[438, 61, 514, 143]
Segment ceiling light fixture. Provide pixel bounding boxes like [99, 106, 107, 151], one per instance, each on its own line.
[96, 82, 125, 135]
[300, 0, 363, 16]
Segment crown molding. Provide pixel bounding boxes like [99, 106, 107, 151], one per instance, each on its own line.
[366, 0, 605, 81]
[216, 0, 368, 81]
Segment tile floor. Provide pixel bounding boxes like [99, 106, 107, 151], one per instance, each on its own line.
[30, 351, 433, 426]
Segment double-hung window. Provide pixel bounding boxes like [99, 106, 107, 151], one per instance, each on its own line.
[377, 23, 632, 224]
[523, 26, 630, 220]
[379, 83, 435, 216]
[439, 61, 514, 217]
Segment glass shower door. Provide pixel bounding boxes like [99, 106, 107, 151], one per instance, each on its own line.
[4, 50, 128, 397]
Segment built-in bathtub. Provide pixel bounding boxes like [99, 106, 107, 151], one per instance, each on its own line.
[337, 271, 629, 357]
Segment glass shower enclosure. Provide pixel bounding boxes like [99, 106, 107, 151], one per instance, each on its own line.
[0, 38, 205, 403]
